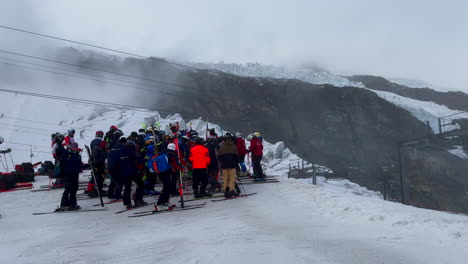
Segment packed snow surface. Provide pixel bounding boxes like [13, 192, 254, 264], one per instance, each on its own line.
[1, 168, 468, 263]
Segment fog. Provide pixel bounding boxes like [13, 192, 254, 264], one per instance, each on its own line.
[1, 0, 467, 91]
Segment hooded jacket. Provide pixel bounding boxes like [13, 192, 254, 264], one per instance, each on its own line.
[217, 138, 239, 169]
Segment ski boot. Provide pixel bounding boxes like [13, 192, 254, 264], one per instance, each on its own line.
[68, 205, 81, 211]
[55, 206, 70, 212]
[134, 200, 147, 207]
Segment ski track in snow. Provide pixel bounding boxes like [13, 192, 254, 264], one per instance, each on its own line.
[1, 173, 468, 264]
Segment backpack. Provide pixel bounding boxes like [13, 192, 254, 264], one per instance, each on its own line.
[150, 153, 170, 173]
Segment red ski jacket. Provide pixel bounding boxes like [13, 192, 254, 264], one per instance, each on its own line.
[189, 145, 211, 169]
[235, 137, 247, 155]
[249, 138, 263, 156]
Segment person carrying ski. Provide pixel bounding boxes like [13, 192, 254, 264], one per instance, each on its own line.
[59, 143, 83, 210]
[154, 143, 184, 211]
[248, 132, 264, 181]
[86, 141, 107, 197]
[189, 138, 211, 198]
[120, 137, 145, 209]
[235, 132, 248, 176]
[217, 134, 239, 197]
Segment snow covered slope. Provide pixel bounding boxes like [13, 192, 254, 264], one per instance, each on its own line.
[188, 61, 467, 134]
[190, 62, 365, 87]
[370, 90, 468, 133]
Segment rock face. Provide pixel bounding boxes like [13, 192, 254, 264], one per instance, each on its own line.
[6, 47, 467, 213]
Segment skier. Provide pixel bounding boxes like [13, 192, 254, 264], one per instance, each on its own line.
[104, 125, 118, 143]
[86, 141, 107, 197]
[120, 137, 145, 209]
[206, 135, 221, 193]
[59, 143, 83, 210]
[154, 143, 184, 211]
[248, 132, 264, 181]
[143, 136, 159, 196]
[107, 136, 124, 200]
[189, 138, 211, 198]
[217, 134, 239, 197]
[90, 130, 104, 150]
[108, 129, 123, 149]
[85, 130, 105, 196]
[52, 133, 66, 187]
[63, 128, 76, 149]
[234, 132, 248, 176]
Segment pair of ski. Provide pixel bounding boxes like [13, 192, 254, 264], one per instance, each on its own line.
[114, 202, 153, 214]
[32, 207, 108, 215]
[240, 180, 279, 185]
[128, 202, 207, 218]
[210, 192, 257, 202]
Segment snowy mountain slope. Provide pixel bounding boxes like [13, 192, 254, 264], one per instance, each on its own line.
[189, 62, 365, 87]
[187, 61, 467, 133]
[369, 89, 468, 133]
[388, 77, 433, 88]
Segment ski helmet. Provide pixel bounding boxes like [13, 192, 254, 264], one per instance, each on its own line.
[167, 143, 176, 151]
[68, 128, 76, 134]
[195, 138, 204, 145]
[95, 130, 104, 138]
[253, 132, 261, 137]
[0, 136, 4, 145]
[110, 125, 118, 130]
[114, 129, 123, 136]
[55, 134, 64, 142]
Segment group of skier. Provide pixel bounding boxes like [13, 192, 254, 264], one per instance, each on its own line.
[50, 123, 265, 211]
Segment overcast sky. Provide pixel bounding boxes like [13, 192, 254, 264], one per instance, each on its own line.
[1, 0, 467, 91]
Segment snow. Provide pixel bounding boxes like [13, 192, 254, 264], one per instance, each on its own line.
[369, 89, 468, 133]
[1, 169, 468, 263]
[388, 77, 433, 88]
[189, 62, 365, 88]
[2, 94, 468, 263]
[448, 146, 468, 159]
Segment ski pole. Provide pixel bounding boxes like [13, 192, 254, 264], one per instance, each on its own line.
[236, 178, 248, 198]
[178, 170, 185, 208]
[85, 145, 104, 207]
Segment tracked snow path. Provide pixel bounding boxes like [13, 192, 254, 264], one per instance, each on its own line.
[1, 174, 468, 264]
